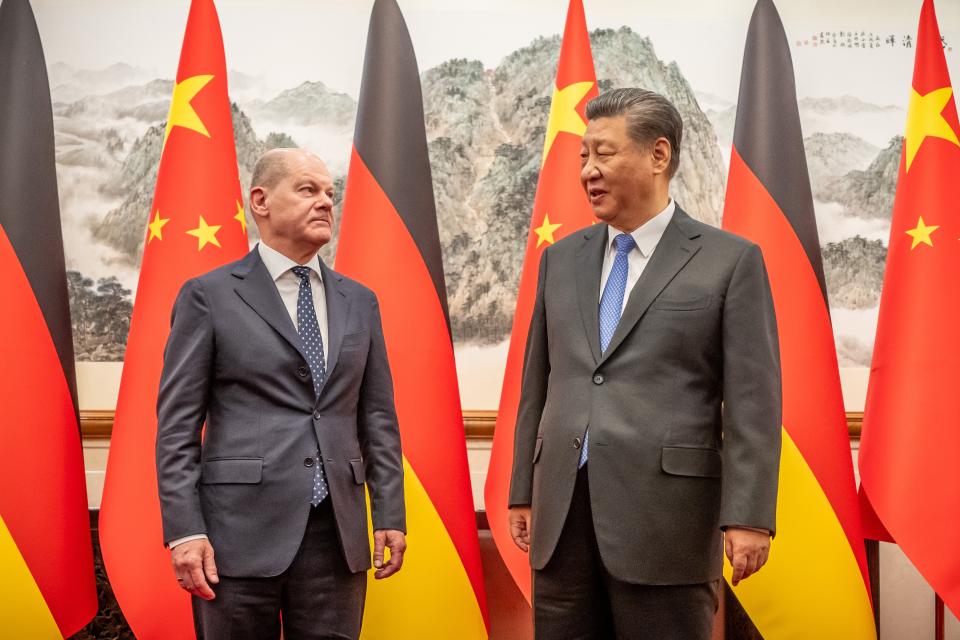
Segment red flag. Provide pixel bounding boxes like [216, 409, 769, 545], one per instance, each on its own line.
[98, 1, 249, 636]
[721, 1, 875, 636]
[859, 0, 960, 617]
[334, 0, 488, 635]
[0, 0, 96, 635]
[483, 0, 598, 603]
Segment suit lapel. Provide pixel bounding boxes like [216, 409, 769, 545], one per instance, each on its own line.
[232, 249, 311, 365]
[598, 208, 702, 366]
[317, 258, 350, 388]
[575, 225, 608, 365]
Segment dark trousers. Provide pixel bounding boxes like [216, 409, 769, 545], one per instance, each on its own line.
[533, 466, 718, 640]
[192, 498, 367, 640]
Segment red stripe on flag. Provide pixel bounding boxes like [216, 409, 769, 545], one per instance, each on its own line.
[0, 222, 96, 635]
[724, 146, 871, 589]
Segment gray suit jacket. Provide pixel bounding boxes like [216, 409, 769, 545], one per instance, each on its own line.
[509, 206, 781, 585]
[156, 248, 405, 577]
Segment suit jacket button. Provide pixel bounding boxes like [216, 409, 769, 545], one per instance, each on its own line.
[314, 412, 321, 420]
[297, 366, 308, 377]
[593, 373, 604, 385]
[573, 437, 582, 449]
[304, 457, 315, 467]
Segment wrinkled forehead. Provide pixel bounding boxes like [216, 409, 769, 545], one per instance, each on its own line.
[582, 115, 630, 145]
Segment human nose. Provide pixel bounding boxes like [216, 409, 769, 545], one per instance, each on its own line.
[580, 154, 599, 182]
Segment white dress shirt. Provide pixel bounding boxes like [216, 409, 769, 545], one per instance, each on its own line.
[169, 241, 329, 549]
[599, 199, 675, 311]
[257, 241, 329, 350]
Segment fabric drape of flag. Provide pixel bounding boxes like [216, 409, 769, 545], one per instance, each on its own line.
[97, 1, 249, 637]
[858, 0, 960, 618]
[720, 1, 877, 637]
[483, 0, 598, 603]
[334, 1, 488, 636]
[0, 0, 97, 636]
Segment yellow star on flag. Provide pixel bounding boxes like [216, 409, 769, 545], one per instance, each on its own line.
[234, 200, 247, 234]
[163, 74, 215, 148]
[542, 80, 594, 166]
[147, 210, 170, 244]
[904, 86, 960, 171]
[186, 215, 222, 250]
[905, 216, 939, 249]
[533, 212, 563, 248]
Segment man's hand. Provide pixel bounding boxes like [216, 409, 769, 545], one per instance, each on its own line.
[171, 538, 219, 600]
[724, 527, 771, 586]
[509, 506, 532, 553]
[373, 529, 406, 579]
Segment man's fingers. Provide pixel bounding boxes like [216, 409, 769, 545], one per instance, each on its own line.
[509, 508, 531, 553]
[202, 547, 220, 585]
[731, 556, 747, 586]
[372, 532, 386, 569]
[189, 564, 215, 600]
[374, 532, 406, 579]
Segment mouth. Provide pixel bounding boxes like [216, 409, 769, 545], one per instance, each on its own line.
[587, 187, 607, 204]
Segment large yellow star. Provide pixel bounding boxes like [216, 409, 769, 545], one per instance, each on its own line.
[905, 215, 939, 249]
[234, 200, 247, 234]
[185, 215, 222, 250]
[533, 212, 563, 248]
[542, 81, 594, 166]
[147, 210, 170, 244]
[163, 74, 215, 148]
[904, 86, 960, 171]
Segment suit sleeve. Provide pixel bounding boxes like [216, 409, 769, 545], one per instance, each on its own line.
[508, 250, 550, 507]
[719, 243, 782, 535]
[357, 294, 406, 532]
[156, 278, 214, 545]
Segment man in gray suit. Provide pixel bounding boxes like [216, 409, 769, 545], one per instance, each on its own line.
[157, 148, 406, 640]
[508, 89, 781, 639]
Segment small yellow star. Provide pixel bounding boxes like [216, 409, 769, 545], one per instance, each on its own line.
[533, 212, 563, 248]
[163, 74, 215, 148]
[234, 200, 247, 234]
[905, 216, 940, 249]
[542, 80, 594, 166]
[185, 215, 222, 250]
[147, 210, 170, 243]
[904, 86, 960, 171]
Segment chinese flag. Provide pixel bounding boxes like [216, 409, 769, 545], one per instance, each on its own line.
[721, 1, 876, 637]
[483, 0, 598, 603]
[0, 0, 97, 636]
[859, 0, 960, 618]
[335, 1, 488, 637]
[98, 1, 249, 637]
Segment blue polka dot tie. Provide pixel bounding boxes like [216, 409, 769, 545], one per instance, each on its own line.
[292, 266, 328, 506]
[580, 233, 636, 469]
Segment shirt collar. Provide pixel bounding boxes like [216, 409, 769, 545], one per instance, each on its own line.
[257, 241, 323, 283]
[607, 198, 675, 258]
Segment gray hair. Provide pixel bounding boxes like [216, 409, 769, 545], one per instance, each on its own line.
[251, 148, 295, 190]
[585, 88, 683, 177]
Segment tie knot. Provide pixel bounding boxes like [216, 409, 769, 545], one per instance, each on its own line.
[291, 266, 311, 281]
[614, 233, 636, 255]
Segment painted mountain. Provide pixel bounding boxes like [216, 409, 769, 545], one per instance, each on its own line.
[52, 26, 896, 365]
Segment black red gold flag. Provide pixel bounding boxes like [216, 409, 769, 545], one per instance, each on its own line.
[0, 0, 97, 636]
[721, 1, 876, 637]
[335, 0, 488, 636]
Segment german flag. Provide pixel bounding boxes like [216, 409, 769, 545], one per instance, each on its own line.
[0, 0, 97, 636]
[720, 0, 876, 637]
[859, 0, 960, 618]
[483, 0, 598, 602]
[98, 1, 249, 637]
[334, 0, 488, 636]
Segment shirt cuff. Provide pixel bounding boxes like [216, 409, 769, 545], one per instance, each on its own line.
[168, 534, 208, 549]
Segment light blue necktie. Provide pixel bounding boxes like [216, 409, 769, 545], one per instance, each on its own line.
[292, 266, 328, 506]
[580, 233, 636, 468]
